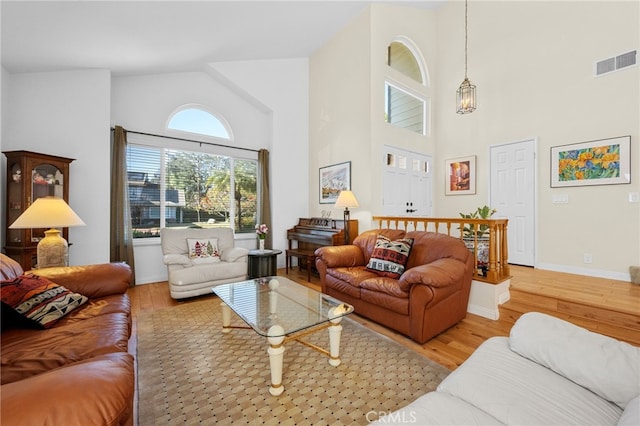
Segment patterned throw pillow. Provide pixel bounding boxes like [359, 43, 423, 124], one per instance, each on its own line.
[0, 274, 88, 329]
[187, 238, 221, 264]
[365, 235, 414, 279]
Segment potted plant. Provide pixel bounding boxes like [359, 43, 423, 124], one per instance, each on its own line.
[459, 206, 497, 270]
[459, 205, 497, 240]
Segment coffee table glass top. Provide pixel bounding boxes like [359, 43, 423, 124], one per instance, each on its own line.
[212, 276, 353, 337]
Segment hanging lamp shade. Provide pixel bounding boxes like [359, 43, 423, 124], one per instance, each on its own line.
[457, 77, 477, 114]
[457, 0, 477, 114]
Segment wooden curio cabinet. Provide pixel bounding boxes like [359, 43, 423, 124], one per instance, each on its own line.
[3, 151, 75, 270]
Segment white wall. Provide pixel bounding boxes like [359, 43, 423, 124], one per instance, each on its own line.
[434, 1, 639, 280]
[310, 1, 639, 280]
[369, 4, 437, 218]
[2, 69, 112, 266]
[310, 5, 437, 231]
[111, 66, 309, 283]
[208, 59, 310, 269]
[309, 8, 373, 226]
[111, 71, 269, 284]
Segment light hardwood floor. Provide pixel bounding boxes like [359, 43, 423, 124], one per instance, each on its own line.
[128, 265, 640, 370]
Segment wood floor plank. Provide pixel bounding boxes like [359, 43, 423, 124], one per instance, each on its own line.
[127, 264, 640, 370]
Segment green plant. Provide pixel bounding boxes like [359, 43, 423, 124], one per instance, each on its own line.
[459, 205, 497, 239]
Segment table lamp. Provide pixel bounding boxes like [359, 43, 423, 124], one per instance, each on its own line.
[9, 196, 86, 268]
[335, 190, 359, 244]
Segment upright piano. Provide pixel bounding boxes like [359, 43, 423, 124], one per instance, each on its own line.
[285, 217, 359, 281]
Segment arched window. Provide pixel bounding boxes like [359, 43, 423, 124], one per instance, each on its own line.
[384, 38, 429, 136]
[167, 106, 232, 140]
[388, 41, 424, 84]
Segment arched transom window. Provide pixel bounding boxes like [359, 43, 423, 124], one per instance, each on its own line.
[167, 106, 232, 140]
[388, 41, 424, 84]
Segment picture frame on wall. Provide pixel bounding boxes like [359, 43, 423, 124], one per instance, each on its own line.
[319, 161, 351, 204]
[550, 135, 631, 188]
[445, 156, 476, 195]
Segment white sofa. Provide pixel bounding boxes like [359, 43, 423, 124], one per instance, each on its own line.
[161, 227, 249, 299]
[374, 312, 640, 425]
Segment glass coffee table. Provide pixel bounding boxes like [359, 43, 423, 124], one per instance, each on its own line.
[212, 276, 353, 396]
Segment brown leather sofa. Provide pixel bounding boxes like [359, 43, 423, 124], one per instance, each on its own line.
[1, 254, 135, 426]
[315, 229, 474, 344]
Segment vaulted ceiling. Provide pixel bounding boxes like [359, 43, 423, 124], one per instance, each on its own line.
[1, 1, 445, 76]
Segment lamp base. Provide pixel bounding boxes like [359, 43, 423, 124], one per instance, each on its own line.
[343, 209, 350, 245]
[37, 228, 68, 268]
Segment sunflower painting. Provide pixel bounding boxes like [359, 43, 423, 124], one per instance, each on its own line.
[551, 136, 631, 187]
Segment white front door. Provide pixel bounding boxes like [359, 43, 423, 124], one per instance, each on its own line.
[490, 139, 536, 266]
[382, 146, 432, 217]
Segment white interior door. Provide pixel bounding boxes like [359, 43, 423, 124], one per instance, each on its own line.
[382, 146, 432, 217]
[490, 139, 536, 266]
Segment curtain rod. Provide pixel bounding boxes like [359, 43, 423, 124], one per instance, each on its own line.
[110, 127, 260, 153]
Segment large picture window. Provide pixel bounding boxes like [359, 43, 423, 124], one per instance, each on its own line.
[126, 143, 257, 239]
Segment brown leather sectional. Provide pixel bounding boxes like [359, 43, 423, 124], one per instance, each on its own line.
[1, 254, 135, 426]
[315, 229, 474, 344]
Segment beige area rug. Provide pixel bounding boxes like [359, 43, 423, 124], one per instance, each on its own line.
[136, 296, 449, 425]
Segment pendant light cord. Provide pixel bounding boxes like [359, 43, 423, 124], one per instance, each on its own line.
[464, 0, 468, 79]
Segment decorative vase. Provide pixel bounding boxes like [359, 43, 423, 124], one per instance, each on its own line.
[463, 236, 490, 275]
[259, 238, 265, 251]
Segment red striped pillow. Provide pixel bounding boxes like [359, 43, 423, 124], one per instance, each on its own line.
[1, 274, 88, 329]
[365, 235, 414, 279]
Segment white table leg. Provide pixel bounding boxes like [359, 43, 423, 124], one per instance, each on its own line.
[328, 317, 343, 366]
[267, 325, 285, 396]
[221, 302, 231, 333]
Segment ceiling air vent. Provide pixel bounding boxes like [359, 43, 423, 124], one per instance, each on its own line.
[596, 50, 637, 76]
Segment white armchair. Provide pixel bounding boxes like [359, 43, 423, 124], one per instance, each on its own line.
[160, 227, 249, 299]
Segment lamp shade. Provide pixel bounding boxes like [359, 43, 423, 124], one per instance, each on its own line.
[9, 197, 85, 229]
[334, 190, 359, 209]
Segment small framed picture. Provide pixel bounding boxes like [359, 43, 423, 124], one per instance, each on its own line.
[319, 161, 351, 204]
[445, 156, 476, 195]
[551, 136, 631, 187]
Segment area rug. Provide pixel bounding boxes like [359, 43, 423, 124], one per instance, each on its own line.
[136, 296, 449, 425]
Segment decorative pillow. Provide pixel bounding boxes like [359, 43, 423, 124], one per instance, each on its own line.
[510, 312, 640, 409]
[187, 238, 220, 264]
[365, 235, 414, 279]
[0, 274, 88, 329]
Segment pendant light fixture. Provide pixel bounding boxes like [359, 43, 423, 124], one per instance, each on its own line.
[457, 0, 477, 114]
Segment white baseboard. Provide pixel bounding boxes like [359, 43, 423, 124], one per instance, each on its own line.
[467, 303, 500, 320]
[536, 263, 631, 282]
[467, 279, 511, 320]
[135, 272, 168, 285]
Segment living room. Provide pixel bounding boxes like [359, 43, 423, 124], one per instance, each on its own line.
[1, 1, 639, 424]
[1, 0, 638, 286]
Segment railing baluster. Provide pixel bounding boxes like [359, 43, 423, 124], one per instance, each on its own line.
[372, 216, 510, 284]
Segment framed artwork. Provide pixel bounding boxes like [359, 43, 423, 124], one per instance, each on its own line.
[551, 136, 631, 187]
[319, 161, 351, 204]
[445, 156, 476, 195]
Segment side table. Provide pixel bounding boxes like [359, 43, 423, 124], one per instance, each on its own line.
[248, 249, 282, 278]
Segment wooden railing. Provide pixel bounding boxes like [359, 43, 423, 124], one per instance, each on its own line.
[372, 216, 511, 284]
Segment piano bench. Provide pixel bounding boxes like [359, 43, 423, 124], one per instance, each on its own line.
[285, 249, 317, 282]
